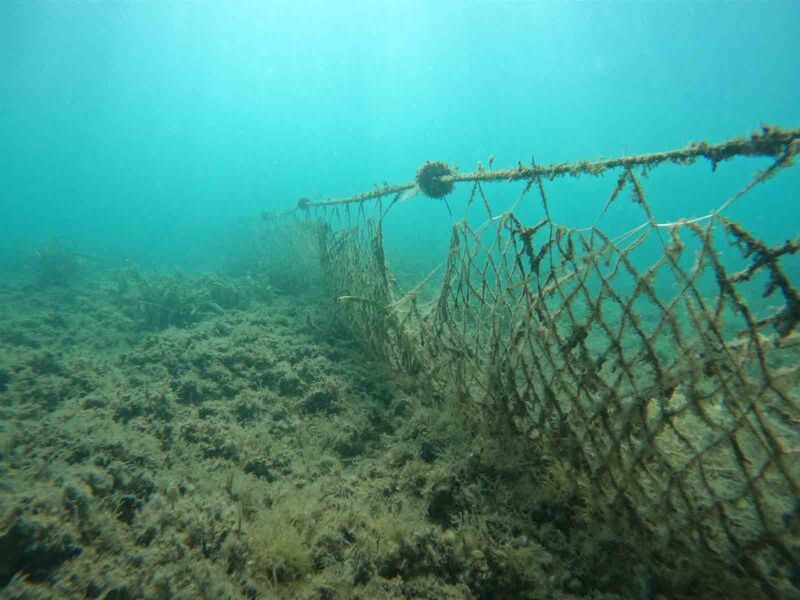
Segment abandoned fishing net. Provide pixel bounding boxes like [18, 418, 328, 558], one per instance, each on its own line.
[266, 126, 800, 596]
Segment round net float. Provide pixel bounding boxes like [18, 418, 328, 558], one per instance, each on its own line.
[415, 161, 455, 199]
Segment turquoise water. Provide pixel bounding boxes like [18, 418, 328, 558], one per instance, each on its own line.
[1, 1, 798, 272]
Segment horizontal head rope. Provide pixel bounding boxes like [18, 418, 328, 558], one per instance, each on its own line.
[280, 125, 799, 211]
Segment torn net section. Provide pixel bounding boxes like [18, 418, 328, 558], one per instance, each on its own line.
[281, 134, 799, 595]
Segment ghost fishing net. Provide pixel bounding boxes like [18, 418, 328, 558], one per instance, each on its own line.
[264, 126, 800, 596]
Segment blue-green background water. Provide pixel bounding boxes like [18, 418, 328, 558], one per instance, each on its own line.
[2, 1, 798, 276]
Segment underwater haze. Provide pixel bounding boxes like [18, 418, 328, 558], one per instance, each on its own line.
[2, 1, 799, 268]
[1, 2, 800, 599]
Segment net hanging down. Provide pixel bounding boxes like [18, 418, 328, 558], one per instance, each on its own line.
[265, 125, 800, 597]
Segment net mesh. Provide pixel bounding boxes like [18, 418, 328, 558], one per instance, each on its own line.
[266, 127, 800, 595]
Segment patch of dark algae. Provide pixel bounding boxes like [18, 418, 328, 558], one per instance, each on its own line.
[0, 273, 724, 600]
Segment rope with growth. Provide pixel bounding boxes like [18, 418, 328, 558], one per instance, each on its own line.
[268, 125, 800, 213]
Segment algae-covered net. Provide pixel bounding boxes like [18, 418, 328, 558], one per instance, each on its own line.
[265, 126, 800, 595]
